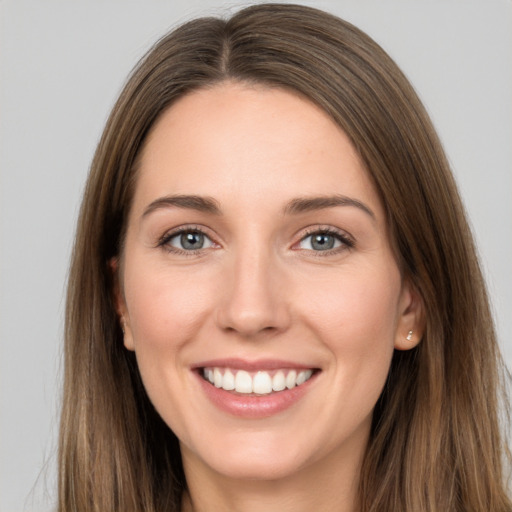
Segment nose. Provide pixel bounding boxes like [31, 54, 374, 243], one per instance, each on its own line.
[215, 247, 291, 338]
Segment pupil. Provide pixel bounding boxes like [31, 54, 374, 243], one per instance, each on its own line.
[181, 232, 204, 250]
[312, 234, 334, 250]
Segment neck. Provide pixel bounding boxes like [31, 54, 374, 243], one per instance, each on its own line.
[180, 442, 363, 512]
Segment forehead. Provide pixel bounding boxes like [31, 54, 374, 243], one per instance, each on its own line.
[132, 82, 383, 218]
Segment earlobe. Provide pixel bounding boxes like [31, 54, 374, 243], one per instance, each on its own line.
[394, 280, 425, 351]
[108, 257, 135, 351]
[119, 316, 135, 351]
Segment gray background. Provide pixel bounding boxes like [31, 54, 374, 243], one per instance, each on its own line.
[1, 0, 510, 510]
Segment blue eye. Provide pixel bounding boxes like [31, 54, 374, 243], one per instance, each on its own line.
[298, 230, 352, 251]
[165, 230, 215, 251]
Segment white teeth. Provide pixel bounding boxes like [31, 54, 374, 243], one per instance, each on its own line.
[235, 370, 253, 393]
[213, 368, 223, 388]
[202, 367, 315, 394]
[296, 370, 307, 386]
[253, 371, 272, 394]
[286, 370, 297, 389]
[272, 371, 286, 391]
[223, 369, 235, 390]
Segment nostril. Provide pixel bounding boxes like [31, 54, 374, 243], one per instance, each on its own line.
[214, 264, 292, 336]
[217, 307, 287, 338]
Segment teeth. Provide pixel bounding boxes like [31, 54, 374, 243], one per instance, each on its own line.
[296, 371, 307, 386]
[253, 371, 272, 394]
[272, 371, 286, 391]
[202, 367, 314, 395]
[223, 369, 235, 391]
[213, 368, 223, 388]
[235, 370, 253, 393]
[286, 370, 297, 389]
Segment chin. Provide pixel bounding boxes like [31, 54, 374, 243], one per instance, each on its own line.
[182, 429, 321, 482]
[209, 452, 307, 481]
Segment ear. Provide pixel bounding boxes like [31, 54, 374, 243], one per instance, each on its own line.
[394, 278, 425, 351]
[109, 257, 135, 351]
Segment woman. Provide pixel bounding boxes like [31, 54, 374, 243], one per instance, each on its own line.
[59, 3, 511, 511]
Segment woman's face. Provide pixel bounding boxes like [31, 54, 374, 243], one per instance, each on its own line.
[116, 83, 421, 482]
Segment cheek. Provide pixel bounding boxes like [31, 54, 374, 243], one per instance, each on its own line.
[299, 263, 401, 375]
[122, 264, 216, 429]
[296, 267, 401, 443]
[125, 265, 214, 350]
[306, 262, 400, 321]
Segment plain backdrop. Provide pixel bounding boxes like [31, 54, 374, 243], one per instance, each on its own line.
[1, 1, 511, 510]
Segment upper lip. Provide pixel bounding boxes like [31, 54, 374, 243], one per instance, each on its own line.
[191, 358, 318, 372]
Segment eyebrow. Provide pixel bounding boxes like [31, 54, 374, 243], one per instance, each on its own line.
[283, 195, 375, 219]
[143, 195, 222, 217]
[142, 193, 375, 219]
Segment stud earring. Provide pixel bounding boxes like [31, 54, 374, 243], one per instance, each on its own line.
[406, 330, 413, 341]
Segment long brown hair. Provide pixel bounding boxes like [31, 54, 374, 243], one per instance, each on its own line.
[59, 4, 511, 511]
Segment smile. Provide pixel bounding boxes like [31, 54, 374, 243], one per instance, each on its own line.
[202, 367, 315, 395]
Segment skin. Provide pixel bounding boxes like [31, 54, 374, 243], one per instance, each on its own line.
[115, 82, 423, 512]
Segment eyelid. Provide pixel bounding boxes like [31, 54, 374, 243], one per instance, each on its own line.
[292, 225, 355, 253]
[155, 223, 354, 256]
[157, 224, 220, 254]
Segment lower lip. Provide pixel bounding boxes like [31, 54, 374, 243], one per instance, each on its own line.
[195, 371, 318, 419]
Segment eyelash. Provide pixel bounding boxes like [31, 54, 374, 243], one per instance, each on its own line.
[157, 225, 216, 256]
[157, 225, 355, 256]
[296, 227, 355, 256]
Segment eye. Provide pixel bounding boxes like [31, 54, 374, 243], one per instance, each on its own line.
[163, 229, 215, 252]
[297, 229, 353, 252]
